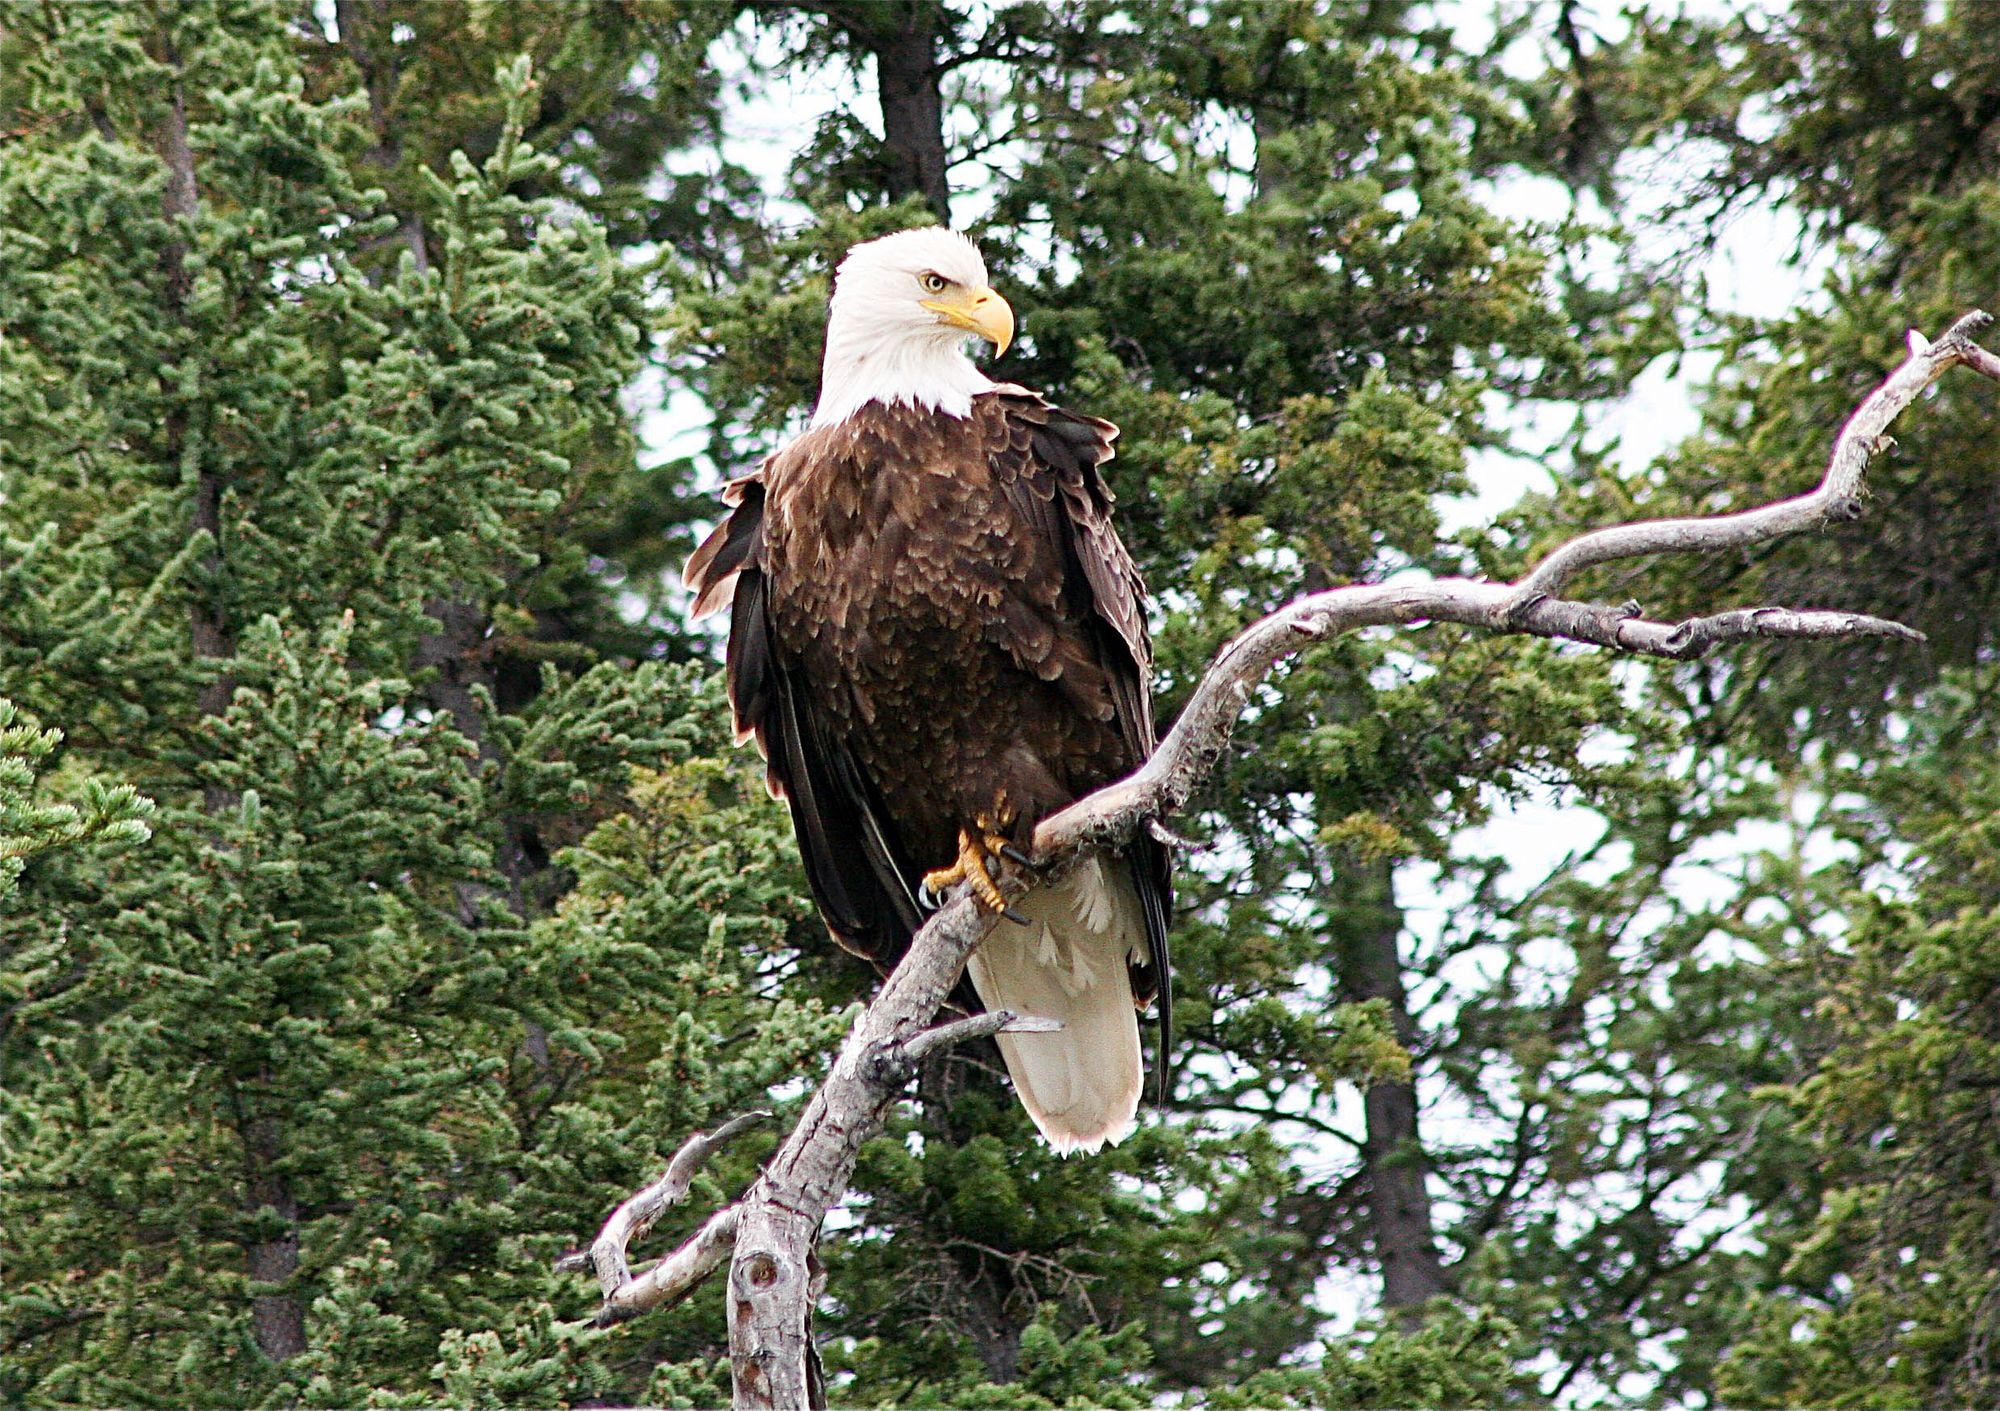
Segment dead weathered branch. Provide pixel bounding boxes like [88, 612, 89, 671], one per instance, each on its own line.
[1505, 309, 1997, 610]
[1031, 585, 1931, 861]
[561, 996, 1045, 1361]
[555, 1110, 769, 1323]
[890, 1008, 1062, 1069]
[595, 1205, 744, 1327]
[575, 313, 1999, 1410]
[1036, 311, 1999, 861]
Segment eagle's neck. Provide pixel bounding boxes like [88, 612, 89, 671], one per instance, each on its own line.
[811, 324, 994, 429]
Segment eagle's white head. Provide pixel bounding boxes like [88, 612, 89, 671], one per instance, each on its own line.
[812, 227, 1015, 429]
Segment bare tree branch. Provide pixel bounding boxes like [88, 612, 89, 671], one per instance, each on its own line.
[1505, 310, 1998, 610]
[596, 1205, 743, 1327]
[571, 312, 2000, 1409]
[894, 1009, 1062, 1066]
[1036, 311, 1998, 862]
[560, 994, 1043, 1358]
[555, 1110, 771, 1300]
[1031, 584, 1930, 861]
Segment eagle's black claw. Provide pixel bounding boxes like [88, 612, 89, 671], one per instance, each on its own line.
[917, 880, 942, 910]
[999, 843, 1035, 867]
[1001, 905, 1032, 926]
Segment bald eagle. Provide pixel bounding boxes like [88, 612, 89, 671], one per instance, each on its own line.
[685, 228, 1171, 1154]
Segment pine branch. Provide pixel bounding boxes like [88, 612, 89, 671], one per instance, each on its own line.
[577, 311, 2000, 1410]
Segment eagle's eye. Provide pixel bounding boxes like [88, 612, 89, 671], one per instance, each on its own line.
[919, 272, 949, 294]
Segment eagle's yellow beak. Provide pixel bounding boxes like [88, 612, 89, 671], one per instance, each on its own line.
[922, 285, 1014, 358]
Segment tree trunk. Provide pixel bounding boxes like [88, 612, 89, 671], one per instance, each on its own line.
[415, 596, 538, 916]
[728, 1206, 825, 1411]
[872, 3, 951, 221]
[1334, 853, 1447, 1313]
[334, 0, 428, 270]
[413, 595, 560, 1101]
[156, 33, 308, 1362]
[243, 1113, 307, 1360]
[159, 54, 233, 735]
[808, 0, 951, 220]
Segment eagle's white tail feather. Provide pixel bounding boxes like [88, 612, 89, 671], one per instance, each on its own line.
[965, 855, 1145, 1156]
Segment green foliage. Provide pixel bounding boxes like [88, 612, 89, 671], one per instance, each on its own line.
[0, 699, 155, 902]
[1701, 672, 2000, 1408]
[0, 5, 752, 1405]
[1209, 1305, 1536, 1410]
[828, 1310, 1157, 1409]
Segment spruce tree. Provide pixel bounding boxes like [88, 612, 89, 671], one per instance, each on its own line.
[0, 6, 784, 1404]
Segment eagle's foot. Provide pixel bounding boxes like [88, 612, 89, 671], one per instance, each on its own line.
[923, 823, 1017, 915]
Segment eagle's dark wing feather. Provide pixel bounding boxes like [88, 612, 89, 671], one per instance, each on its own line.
[687, 472, 930, 972]
[990, 390, 1175, 1100]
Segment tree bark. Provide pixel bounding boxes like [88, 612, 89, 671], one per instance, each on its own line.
[871, 2, 952, 221]
[1335, 853, 1447, 1312]
[721, 949, 1010, 1408]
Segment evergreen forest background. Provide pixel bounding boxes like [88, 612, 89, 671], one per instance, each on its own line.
[5, 2, 2000, 1406]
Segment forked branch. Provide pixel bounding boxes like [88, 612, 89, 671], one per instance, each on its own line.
[574, 313, 1999, 1411]
[1506, 312, 2000, 608]
[555, 1110, 771, 1322]
[558, 1009, 1053, 1339]
[1035, 310, 1998, 861]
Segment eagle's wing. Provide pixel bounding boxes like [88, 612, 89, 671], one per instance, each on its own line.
[987, 389, 1175, 1097]
[685, 471, 930, 971]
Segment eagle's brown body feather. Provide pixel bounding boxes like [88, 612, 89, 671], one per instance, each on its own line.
[766, 396, 1135, 865]
[687, 385, 1171, 1110]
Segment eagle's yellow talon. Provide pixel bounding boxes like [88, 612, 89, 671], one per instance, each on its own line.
[924, 827, 1014, 913]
